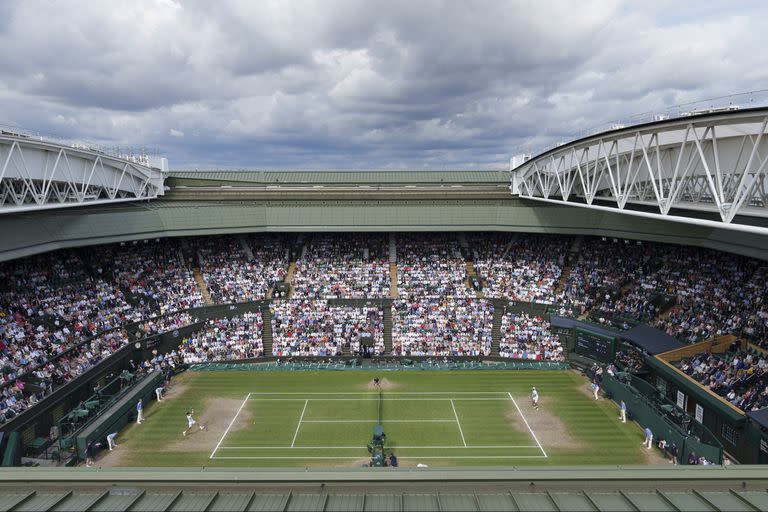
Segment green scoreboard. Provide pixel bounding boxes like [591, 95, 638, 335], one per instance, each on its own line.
[574, 328, 616, 363]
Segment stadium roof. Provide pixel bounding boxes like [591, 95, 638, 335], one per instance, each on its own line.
[1, 466, 767, 511]
[168, 169, 509, 185]
[623, 325, 683, 355]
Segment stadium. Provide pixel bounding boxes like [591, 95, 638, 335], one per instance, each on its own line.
[3, 1, 768, 509]
[1, 106, 768, 509]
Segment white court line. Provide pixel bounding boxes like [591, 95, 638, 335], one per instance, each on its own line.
[216, 445, 540, 449]
[450, 399, 467, 447]
[290, 399, 309, 448]
[212, 455, 547, 460]
[209, 392, 250, 459]
[507, 392, 547, 458]
[247, 392, 509, 395]
[300, 419, 455, 423]
[248, 398, 509, 401]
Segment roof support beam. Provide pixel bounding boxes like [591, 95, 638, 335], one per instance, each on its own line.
[514, 109, 768, 234]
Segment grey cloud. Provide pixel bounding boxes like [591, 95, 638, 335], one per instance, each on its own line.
[0, 0, 767, 169]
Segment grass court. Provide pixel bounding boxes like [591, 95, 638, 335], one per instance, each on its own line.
[104, 370, 660, 467]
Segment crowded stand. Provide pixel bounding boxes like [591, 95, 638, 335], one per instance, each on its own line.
[1, 249, 146, 337]
[676, 347, 768, 412]
[498, 312, 564, 361]
[199, 235, 287, 303]
[2, 231, 768, 424]
[392, 298, 493, 356]
[0, 249, 145, 409]
[271, 300, 384, 356]
[134, 312, 196, 340]
[397, 234, 472, 297]
[98, 239, 204, 315]
[650, 247, 757, 343]
[472, 234, 568, 304]
[177, 312, 264, 364]
[1, 328, 129, 426]
[562, 237, 647, 314]
[741, 266, 768, 347]
[614, 345, 646, 372]
[293, 234, 390, 298]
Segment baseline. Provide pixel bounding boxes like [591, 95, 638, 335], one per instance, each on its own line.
[215, 445, 540, 449]
[211, 455, 548, 460]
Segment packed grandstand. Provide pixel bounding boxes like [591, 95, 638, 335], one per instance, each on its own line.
[2, 232, 766, 426]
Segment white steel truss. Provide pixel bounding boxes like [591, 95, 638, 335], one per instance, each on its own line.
[513, 109, 768, 234]
[0, 133, 166, 214]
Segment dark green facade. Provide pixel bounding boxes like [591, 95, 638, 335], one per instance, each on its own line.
[2, 168, 767, 262]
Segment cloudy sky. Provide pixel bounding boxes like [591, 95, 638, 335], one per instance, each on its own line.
[1, 0, 767, 169]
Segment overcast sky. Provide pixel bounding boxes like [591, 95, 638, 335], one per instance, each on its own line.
[1, 0, 767, 169]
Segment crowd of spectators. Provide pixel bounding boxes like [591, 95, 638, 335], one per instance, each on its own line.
[742, 266, 768, 347]
[677, 347, 768, 412]
[563, 239, 763, 349]
[1, 328, 129, 426]
[473, 234, 568, 304]
[3, 232, 768, 425]
[498, 312, 564, 361]
[562, 237, 646, 313]
[651, 248, 757, 343]
[177, 312, 264, 364]
[0, 249, 144, 427]
[134, 312, 196, 340]
[100, 239, 204, 315]
[397, 235, 472, 297]
[271, 300, 384, 356]
[614, 345, 646, 372]
[293, 234, 390, 298]
[199, 235, 287, 303]
[392, 298, 493, 356]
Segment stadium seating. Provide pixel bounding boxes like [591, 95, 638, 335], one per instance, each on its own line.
[498, 312, 564, 361]
[177, 312, 264, 364]
[293, 234, 390, 298]
[472, 233, 568, 304]
[2, 232, 767, 425]
[675, 346, 768, 412]
[271, 300, 384, 356]
[396, 234, 472, 297]
[199, 235, 287, 303]
[392, 298, 493, 356]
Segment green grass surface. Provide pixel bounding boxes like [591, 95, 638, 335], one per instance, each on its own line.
[105, 370, 658, 467]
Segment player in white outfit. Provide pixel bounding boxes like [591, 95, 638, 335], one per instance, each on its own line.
[182, 410, 206, 436]
[531, 387, 539, 410]
[106, 432, 118, 451]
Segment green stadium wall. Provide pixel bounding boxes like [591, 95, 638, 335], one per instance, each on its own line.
[2, 198, 767, 262]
